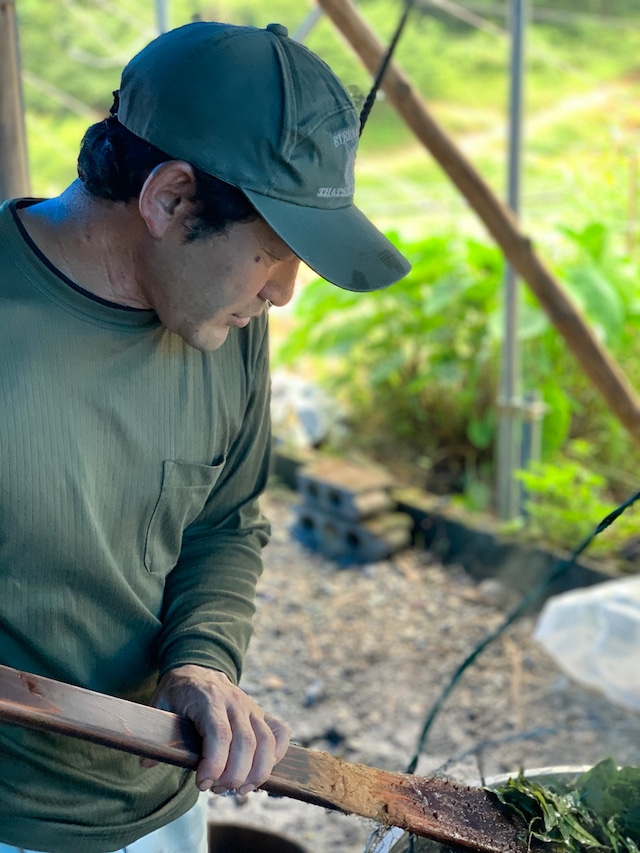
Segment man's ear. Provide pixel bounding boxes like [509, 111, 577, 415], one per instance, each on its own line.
[138, 161, 197, 239]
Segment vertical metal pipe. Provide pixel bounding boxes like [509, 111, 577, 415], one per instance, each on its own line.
[155, 0, 169, 34]
[293, 7, 324, 42]
[0, 0, 30, 202]
[496, 0, 526, 520]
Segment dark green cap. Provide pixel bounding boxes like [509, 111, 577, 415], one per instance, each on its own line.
[116, 21, 411, 291]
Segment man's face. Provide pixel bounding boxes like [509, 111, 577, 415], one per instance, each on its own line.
[138, 216, 300, 352]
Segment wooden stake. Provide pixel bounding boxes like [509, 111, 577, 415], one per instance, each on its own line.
[316, 0, 640, 444]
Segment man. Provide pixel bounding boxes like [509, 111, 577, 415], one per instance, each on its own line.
[0, 19, 410, 853]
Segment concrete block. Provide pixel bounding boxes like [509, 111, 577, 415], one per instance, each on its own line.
[296, 458, 395, 520]
[294, 505, 412, 563]
[270, 445, 315, 490]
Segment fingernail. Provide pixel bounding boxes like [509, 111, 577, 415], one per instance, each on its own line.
[198, 778, 214, 791]
[212, 785, 228, 795]
[237, 784, 255, 795]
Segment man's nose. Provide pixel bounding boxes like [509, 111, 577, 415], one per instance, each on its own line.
[261, 258, 300, 308]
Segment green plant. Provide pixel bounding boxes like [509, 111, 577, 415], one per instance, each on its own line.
[276, 221, 640, 519]
[491, 758, 640, 853]
[276, 232, 504, 492]
[516, 440, 639, 555]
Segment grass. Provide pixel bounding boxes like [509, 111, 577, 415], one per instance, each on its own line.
[25, 113, 86, 197]
[351, 65, 640, 254]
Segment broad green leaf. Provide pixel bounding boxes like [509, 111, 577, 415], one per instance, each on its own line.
[561, 222, 608, 261]
[538, 382, 573, 457]
[467, 411, 494, 449]
[490, 760, 640, 853]
[563, 265, 625, 344]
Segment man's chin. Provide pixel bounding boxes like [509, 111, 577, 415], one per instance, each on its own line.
[180, 324, 230, 353]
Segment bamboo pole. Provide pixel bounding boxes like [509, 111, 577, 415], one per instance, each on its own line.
[316, 0, 640, 444]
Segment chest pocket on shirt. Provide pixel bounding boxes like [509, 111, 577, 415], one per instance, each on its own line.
[144, 459, 225, 576]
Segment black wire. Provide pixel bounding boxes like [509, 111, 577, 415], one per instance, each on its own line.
[359, 0, 416, 135]
[404, 489, 640, 776]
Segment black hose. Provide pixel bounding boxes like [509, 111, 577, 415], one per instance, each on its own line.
[405, 489, 640, 776]
[359, 0, 416, 135]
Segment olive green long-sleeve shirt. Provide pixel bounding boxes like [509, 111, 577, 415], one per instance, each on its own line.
[0, 200, 271, 852]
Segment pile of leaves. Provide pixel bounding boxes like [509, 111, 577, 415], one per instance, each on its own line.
[489, 758, 640, 852]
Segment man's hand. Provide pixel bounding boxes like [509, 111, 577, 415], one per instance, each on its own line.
[146, 664, 291, 795]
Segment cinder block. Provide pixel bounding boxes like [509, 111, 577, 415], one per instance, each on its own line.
[296, 458, 395, 520]
[271, 445, 315, 489]
[294, 505, 412, 563]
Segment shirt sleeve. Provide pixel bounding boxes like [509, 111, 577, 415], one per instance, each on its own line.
[156, 321, 272, 684]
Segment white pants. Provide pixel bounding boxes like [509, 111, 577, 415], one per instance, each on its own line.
[0, 795, 208, 853]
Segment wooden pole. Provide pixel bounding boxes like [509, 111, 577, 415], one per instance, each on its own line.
[316, 0, 640, 444]
[0, 0, 30, 201]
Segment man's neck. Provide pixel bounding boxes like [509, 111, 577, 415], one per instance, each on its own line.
[17, 181, 152, 309]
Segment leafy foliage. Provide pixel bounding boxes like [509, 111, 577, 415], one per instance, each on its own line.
[276, 222, 640, 517]
[276, 232, 504, 493]
[490, 758, 640, 852]
[516, 440, 640, 555]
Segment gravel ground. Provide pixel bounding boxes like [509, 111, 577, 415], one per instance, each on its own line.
[207, 485, 640, 852]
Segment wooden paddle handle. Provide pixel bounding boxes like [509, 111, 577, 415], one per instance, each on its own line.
[0, 664, 532, 852]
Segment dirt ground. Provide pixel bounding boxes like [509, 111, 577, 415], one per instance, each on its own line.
[207, 486, 640, 852]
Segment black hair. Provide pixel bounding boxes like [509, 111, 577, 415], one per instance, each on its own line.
[77, 115, 257, 241]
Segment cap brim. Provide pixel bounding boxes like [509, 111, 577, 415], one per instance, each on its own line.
[243, 190, 411, 292]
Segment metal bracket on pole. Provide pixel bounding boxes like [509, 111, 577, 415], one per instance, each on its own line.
[520, 391, 548, 470]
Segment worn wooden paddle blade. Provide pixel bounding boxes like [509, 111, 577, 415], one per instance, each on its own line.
[269, 747, 535, 853]
[0, 665, 533, 853]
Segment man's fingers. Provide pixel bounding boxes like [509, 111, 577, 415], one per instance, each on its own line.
[205, 713, 289, 794]
[208, 717, 257, 791]
[152, 666, 291, 796]
[208, 711, 275, 792]
[267, 713, 292, 763]
[195, 716, 233, 791]
[235, 715, 278, 792]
